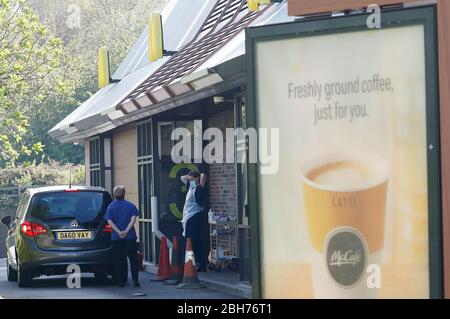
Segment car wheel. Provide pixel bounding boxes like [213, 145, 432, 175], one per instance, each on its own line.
[17, 257, 33, 288]
[6, 258, 18, 282]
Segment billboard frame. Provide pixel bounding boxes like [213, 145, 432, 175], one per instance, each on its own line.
[246, 5, 442, 299]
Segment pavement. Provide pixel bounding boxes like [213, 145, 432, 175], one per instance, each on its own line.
[0, 259, 238, 299]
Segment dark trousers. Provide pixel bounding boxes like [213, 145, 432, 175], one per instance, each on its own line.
[184, 211, 208, 266]
[112, 240, 139, 285]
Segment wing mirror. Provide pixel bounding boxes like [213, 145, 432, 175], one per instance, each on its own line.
[1, 215, 12, 227]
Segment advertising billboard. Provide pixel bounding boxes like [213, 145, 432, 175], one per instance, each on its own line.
[247, 6, 442, 298]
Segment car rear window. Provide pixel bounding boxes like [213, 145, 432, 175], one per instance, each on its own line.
[29, 191, 112, 222]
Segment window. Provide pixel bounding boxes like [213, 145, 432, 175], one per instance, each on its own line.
[137, 121, 154, 262]
[88, 136, 113, 193]
[235, 93, 252, 283]
[103, 137, 113, 194]
[158, 122, 174, 159]
[15, 191, 31, 221]
[29, 191, 112, 222]
[89, 138, 101, 187]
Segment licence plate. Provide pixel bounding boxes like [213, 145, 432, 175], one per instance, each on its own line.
[57, 231, 92, 240]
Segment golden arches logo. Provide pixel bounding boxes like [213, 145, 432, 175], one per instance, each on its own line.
[168, 163, 199, 219]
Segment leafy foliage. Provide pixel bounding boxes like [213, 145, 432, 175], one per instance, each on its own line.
[1, 0, 167, 167]
[0, 161, 84, 187]
[0, 161, 85, 212]
[21, 0, 167, 165]
[0, 0, 64, 165]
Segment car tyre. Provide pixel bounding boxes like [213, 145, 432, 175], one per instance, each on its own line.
[6, 258, 18, 282]
[17, 257, 33, 288]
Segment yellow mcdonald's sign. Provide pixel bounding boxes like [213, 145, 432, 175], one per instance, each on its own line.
[149, 12, 163, 62]
[248, 0, 259, 11]
[248, 0, 270, 11]
[98, 47, 110, 89]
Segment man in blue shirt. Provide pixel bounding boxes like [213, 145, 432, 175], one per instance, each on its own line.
[105, 185, 140, 287]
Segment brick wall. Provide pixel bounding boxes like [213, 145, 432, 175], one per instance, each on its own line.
[207, 112, 238, 259]
[207, 112, 237, 218]
[209, 164, 237, 217]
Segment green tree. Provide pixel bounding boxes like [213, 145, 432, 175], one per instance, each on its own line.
[0, 0, 65, 166]
[22, 0, 167, 165]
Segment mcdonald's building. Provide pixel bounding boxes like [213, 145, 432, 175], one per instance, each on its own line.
[51, 0, 450, 299]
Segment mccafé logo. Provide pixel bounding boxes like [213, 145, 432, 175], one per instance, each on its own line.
[325, 228, 368, 288]
[329, 249, 362, 267]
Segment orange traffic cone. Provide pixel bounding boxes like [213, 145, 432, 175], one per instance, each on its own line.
[177, 238, 204, 289]
[150, 236, 171, 282]
[164, 236, 184, 285]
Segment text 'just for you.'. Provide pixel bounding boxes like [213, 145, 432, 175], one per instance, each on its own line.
[288, 74, 395, 125]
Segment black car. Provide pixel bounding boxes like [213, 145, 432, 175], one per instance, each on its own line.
[1, 186, 114, 287]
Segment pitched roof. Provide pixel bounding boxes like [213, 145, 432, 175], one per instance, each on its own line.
[117, 0, 264, 114]
[112, 0, 217, 79]
[50, 0, 215, 136]
[50, 0, 293, 143]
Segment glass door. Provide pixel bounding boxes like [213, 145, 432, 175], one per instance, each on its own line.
[156, 120, 204, 246]
[235, 92, 251, 283]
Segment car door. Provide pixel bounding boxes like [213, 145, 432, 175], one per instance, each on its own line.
[6, 191, 30, 269]
[29, 190, 113, 252]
